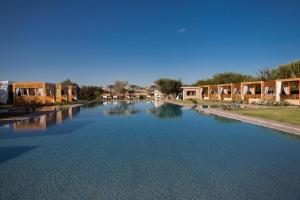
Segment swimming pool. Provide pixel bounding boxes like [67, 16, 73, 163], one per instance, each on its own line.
[0, 102, 300, 199]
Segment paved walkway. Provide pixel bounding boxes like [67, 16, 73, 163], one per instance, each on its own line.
[196, 107, 300, 136]
[164, 100, 300, 136]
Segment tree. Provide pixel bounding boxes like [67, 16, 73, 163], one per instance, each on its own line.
[62, 78, 73, 85]
[149, 104, 182, 119]
[271, 60, 300, 79]
[193, 72, 253, 86]
[154, 78, 182, 98]
[79, 86, 103, 100]
[256, 68, 273, 81]
[114, 80, 128, 94]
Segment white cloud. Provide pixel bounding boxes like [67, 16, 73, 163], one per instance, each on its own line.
[177, 28, 186, 33]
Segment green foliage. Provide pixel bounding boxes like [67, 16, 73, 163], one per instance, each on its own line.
[61, 79, 79, 87]
[192, 60, 300, 85]
[249, 100, 290, 106]
[193, 72, 253, 86]
[154, 78, 182, 97]
[79, 86, 103, 100]
[271, 60, 300, 79]
[188, 99, 198, 104]
[114, 80, 129, 94]
[256, 68, 274, 81]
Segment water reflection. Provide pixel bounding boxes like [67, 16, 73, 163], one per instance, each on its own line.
[212, 115, 241, 124]
[12, 106, 80, 131]
[102, 102, 140, 116]
[82, 101, 104, 108]
[149, 103, 182, 119]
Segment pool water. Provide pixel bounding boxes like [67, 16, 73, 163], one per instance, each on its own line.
[0, 102, 300, 200]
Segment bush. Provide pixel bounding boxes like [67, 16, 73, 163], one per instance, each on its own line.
[189, 99, 198, 104]
[253, 100, 290, 106]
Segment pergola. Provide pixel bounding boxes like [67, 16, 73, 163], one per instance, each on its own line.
[218, 83, 233, 101]
[276, 78, 300, 105]
[199, 85, 219, 100]
[241, 80, 276, 102]
[232, 83, 242, 100]
[13, 82, 56, 105]
[13, 82, 77, 105]
[241, 81, 261, 101]
[263, 80, 276, 101]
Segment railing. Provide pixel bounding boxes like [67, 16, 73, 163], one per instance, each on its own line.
[210, 94, 219, 100]
[280, 94, 299, 100]
[264, 94, 275, 100]
[221, 94, 231, 98]
[45, 96, 55, 104]
[232, 94, 241, 100]
[15, 96, 44, 104]
[244, 94, 261, 100]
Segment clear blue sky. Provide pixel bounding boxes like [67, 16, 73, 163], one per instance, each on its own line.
[1, 0, 300, 86]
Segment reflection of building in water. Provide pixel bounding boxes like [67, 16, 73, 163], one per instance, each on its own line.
[103, 102, 140, 116]
[12, 106, 80, 131]
[13, 115, 48, 130]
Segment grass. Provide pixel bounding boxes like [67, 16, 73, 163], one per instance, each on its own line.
[231, 107, 300, 126]
[173, 99, 233, 106]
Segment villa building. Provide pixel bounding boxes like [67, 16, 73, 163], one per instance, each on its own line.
[276, 78, 300, 105]
[13, 82, 78, 105]
[181, 78, 299, 105]
[218, 83, 233, 101]
[198, 85, 219, 101]
[232, 83, 242, 100]
[181, 86, 199, 100]
[241, 80, 276, 103]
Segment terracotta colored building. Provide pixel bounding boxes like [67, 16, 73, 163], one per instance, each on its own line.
[13, 82, 78, 105]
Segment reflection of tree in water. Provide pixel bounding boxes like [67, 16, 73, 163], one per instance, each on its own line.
[212, 115, 241, 124]
[82, 102, 103, 108]
[149, 103, 182, 119]
[193, 108, 240, 124]
[103, 102, 140, 116]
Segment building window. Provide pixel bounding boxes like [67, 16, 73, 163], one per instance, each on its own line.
[187, 91, 196, 96]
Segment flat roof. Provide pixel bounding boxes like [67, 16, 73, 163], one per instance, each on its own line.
[198, 85, 218, 88]
[218, 83, 233, 86]
[241, 81, 263, 84]
[181, 86, 199, 89]
[276, 78, 300, 82]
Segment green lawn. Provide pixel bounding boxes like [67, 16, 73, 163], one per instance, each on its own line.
[174, 99, 232, 106]
[231, 107, 300, 126]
